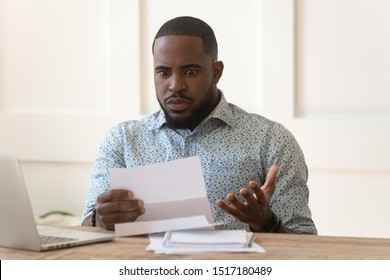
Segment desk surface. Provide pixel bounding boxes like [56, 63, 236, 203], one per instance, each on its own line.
[1, 228, 390, 260]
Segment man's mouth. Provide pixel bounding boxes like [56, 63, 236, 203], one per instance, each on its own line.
[165, 97, 191, 112]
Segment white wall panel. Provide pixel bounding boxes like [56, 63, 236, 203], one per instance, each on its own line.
[295, 0, 390, 118]
[0, 0, 110, 115]
[0, 0, 140, 162]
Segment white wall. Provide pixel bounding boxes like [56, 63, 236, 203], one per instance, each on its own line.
[309, 168, 390, 238]
[20, 161, 93, 218]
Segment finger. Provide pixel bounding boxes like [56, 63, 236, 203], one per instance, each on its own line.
[239, 187, 259, 209]
[262, 165, 278, 190]
[249, 180, 267, 204]
[260, 165, 278, 196]
[98, 207, 145, 230]
[97, 189, 134, 203]
[216, 198, 243, 218]
[226, 192, 248, 212]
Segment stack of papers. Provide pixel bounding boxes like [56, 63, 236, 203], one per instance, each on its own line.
[147, 230, 266, 254]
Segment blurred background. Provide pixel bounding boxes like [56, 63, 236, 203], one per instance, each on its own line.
[1, 0, 389, 237]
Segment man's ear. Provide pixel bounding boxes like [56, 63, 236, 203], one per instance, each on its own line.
[213, 61, 224, 84]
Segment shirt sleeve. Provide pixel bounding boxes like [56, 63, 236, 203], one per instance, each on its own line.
[82, 125, 127, 220]
[265, 122, 317, 234]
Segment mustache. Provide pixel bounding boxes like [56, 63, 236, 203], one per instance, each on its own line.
[164, 92, 193, 103]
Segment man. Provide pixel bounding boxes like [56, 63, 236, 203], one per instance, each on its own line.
[82, 16, 317, 234]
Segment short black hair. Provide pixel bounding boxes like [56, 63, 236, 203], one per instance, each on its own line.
[152, 16, 218, 60]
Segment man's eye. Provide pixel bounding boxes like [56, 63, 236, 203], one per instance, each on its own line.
[185, 70, 198, 76]
[158, 71, 170, 77]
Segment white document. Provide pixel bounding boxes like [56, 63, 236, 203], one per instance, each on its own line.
[147, 231, 266, 255]
[163, 229, 252, 248]
[109, 156, 215, 236]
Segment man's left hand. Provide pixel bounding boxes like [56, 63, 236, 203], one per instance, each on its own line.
[216, 165, 279, 231]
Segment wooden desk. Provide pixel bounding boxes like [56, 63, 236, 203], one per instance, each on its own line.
[1, 227, 390, 260]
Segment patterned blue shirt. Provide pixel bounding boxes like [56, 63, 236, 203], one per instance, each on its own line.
[83, 94, 317, 234]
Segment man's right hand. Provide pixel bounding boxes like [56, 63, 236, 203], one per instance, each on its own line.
[95, 189, 145, 230]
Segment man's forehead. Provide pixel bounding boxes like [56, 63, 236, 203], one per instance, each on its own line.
[153, 35, 204, 52]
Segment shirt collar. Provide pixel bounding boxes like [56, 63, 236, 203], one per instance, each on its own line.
[206, 92, 235, 127]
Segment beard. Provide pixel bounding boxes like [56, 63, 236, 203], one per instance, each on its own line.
[158, 84, 219, 130]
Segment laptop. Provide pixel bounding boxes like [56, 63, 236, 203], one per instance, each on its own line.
[0, 153, 114, 251]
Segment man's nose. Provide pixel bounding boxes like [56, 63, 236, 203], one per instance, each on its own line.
[169, 74, 186, 93]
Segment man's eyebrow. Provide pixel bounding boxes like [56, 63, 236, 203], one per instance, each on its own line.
[155, 65, 170, 71]
[154, 64, 202, 71]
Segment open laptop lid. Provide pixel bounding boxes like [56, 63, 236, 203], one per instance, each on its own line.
[0, 153, 43, 251]
[0, 153, 114, 251]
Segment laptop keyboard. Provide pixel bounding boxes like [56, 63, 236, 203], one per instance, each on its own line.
[40, 235, 78, 245]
